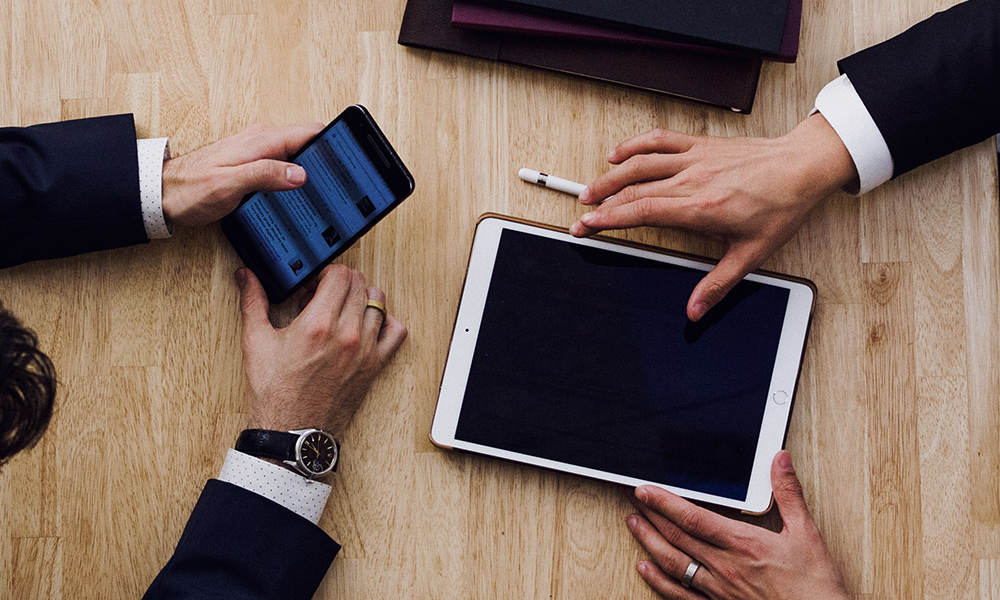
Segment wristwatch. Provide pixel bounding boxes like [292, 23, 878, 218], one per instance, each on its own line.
[235, 428, 339, 478]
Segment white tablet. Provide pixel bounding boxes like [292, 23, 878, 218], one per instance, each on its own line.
[431, 215, 815, 513]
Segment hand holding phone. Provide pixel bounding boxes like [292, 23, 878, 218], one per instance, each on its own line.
[162, 123, 325, 229]
[223, 106, 415, 302]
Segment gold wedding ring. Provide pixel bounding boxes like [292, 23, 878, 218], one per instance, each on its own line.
[365, 298, 387, 318]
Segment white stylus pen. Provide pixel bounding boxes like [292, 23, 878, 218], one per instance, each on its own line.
[518, 167, 587, 197]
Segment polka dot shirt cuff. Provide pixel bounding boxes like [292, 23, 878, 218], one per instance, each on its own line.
[136, 137, 172, 239]
[217, 449, 332, 524]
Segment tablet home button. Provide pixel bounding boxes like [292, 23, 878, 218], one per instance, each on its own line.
[772, 390, 789, 405]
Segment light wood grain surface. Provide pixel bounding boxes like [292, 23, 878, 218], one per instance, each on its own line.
[1, 1, 998, 598]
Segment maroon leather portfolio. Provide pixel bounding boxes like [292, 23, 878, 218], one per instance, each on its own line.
[452, 0, 802, 63]
[492, 0, 789, 56]
[398, 0, 762, 112]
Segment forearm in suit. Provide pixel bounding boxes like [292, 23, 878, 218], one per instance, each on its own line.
[144, 480, 340, 600]
[0, 114, 147, 269]
[838, 0, 1000, 177]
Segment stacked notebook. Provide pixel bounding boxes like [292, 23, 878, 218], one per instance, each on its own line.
[398, 0, 803, 113]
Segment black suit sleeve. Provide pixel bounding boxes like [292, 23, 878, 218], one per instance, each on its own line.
[144, 480, 341, 600]
[0, 114, 148, 269]
[837, 0, 1000, 177]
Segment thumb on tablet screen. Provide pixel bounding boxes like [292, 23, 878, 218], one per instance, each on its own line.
[686, 243, 761, 322]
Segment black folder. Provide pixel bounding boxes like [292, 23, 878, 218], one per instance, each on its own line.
[492, 0, 790, 56]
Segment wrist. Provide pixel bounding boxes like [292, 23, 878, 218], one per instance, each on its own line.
[782, 113, 859, 199]
[161, 158, 180, 229]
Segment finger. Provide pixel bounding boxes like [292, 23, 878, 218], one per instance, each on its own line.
[686, 243, 761, 322]
[300, 264, 353, 323]
[235, 268, 273, 342]
[337, 269, 368, 335]
[597, 180, 673, 211]
[228, 122, 326, 163]
[569, 197, 703, 237]
[636, 486, 754, 550]
[627, 514, 720, 596]
[375, 314, 408, 364]
[633, 500, 719, 565]
[361, 287, 387, 347]
[608, 129, 696, 164]
[635, 560, 709, 600]
[221, 159, 308, 199]
[771, 451, 814, 531]
[579, 154, 686, 205]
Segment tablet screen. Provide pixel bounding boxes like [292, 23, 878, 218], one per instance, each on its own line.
[454, 229, 790, 501]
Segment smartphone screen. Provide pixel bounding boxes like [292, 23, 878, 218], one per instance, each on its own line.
[223, 106, 413, 301]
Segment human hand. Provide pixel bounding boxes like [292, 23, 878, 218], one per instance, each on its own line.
[570, 114, 857, 321]
[626, 451, 849, 600]
[235, 264, 408, 437]
[162, 123, 325, 228]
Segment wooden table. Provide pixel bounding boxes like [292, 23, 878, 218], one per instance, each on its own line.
[2, 1, 998, 598]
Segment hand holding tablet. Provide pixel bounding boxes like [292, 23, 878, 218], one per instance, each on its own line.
[432, 215, 814, 513]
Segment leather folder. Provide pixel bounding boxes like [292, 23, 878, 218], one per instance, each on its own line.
[398, 0, 762, 113]
[452, 0, 802, 63]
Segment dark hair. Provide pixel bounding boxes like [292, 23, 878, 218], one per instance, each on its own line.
[0, 303, 56, 465]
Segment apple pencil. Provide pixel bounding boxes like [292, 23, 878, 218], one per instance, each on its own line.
[518, 167, 587, 197]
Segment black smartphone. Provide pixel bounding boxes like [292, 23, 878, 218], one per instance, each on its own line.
[222, 105, 415, 302]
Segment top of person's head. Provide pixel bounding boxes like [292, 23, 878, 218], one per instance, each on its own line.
[0, 302, 55, 465]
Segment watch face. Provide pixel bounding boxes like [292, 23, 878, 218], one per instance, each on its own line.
[299, 431, 337, 475]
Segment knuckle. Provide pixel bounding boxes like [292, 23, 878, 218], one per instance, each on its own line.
[714, 565, 742, 585]
[651, 128, 671, 142]
[661, 523, 686, 547]
[338, 330, 361, 351]
[616, 185, 639, 204]
[390, 317, 408, 337]
[703, 279, 730, 302]
[305, 320, 332, 342]
[677, 508, 704, 533]
[247, 161, 270, 181]
[656, 551, 685, 576]
[326, 264, 351, 280]
[633, 198, 656, 221]
[775, 476, 803, 497]
[731, 533, 766, 558]
[623, 156, 645, 179]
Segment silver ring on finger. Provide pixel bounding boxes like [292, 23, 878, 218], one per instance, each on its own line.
[680, 560, 701, 588]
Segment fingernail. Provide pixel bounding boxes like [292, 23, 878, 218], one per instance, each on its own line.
[580, 212, 596, 225]
[607, 151, 616, 162]
[691, 302, 709, 321]
[234, 268, 247, 287]
[636, 486, 649, 503]
[627, 515, 637, 529]
[637, 561, 648, 574]
[777, 451, 794, 472]
[286, 165, 306, 185]
[578, 188, 591, 203]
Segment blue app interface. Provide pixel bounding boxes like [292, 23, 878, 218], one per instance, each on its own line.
[233, 121, 395, 291]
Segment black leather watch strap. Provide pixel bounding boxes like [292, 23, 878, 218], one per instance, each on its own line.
[235, 429, 299, 462]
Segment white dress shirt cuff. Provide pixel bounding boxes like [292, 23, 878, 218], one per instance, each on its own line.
[136, 137, 172, 239]
[812, 74, 894, 195]
[217, 449, 332, 524]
